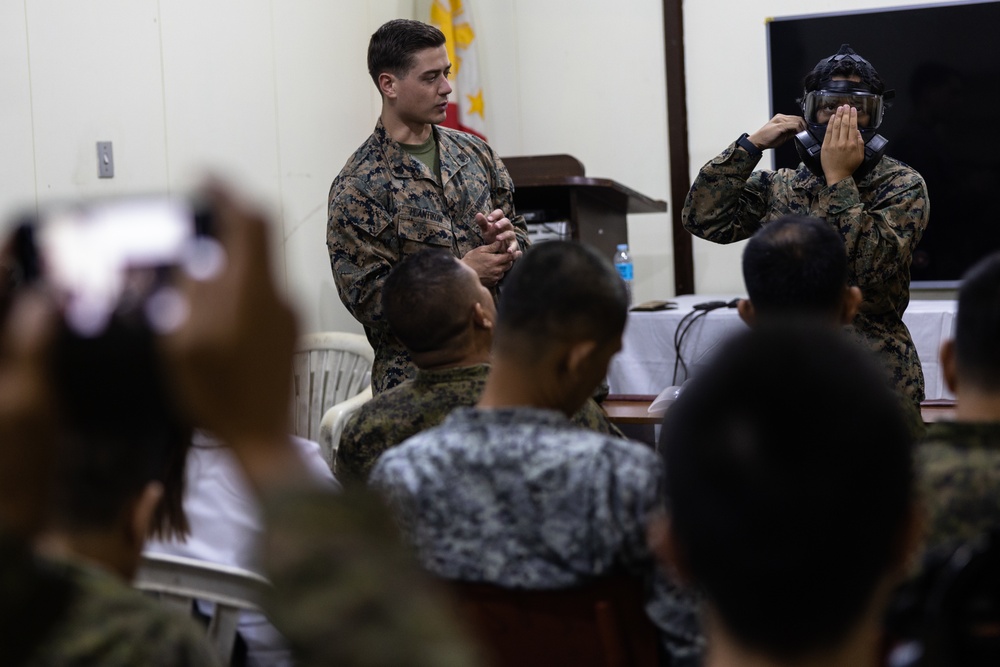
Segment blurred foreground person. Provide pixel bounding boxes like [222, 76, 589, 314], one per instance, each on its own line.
[0, 186, 484, 667]
[655, 325, 920, 667]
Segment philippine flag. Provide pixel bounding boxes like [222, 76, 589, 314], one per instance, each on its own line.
[429, 0, 487, 140]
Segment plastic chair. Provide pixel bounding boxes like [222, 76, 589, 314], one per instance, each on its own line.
[133, 553, 271, 665]
[446, 576, 659, 667]
[291, 332, 374, 468]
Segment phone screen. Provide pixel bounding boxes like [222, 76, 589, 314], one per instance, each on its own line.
[36, 198, 196, 336]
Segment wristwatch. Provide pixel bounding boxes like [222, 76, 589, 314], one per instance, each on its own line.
[736, 133, 763, 158]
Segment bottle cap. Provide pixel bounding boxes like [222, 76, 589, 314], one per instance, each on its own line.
[616, 243, 628, 251]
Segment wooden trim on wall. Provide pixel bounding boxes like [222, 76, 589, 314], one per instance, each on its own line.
[662, 0, 695, 295]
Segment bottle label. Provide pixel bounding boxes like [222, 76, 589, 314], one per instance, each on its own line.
[616, 264, 634, 281]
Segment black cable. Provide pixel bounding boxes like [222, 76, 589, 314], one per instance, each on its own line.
[672, 309, 709, 385]
[671, 299, 741, 385]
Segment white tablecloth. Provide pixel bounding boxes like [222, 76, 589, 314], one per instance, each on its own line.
[607, 294, 957, 401]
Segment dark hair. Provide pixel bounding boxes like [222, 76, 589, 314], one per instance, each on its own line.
[955, 251, 1000, 392]
[382, 249, 478, 354]
[742, 215, 848, 318]
[494, 241, 628, 357]
[803, 44, 885, 94]
[661, 325, 913, 658]
[51, 322, 190, 540]
[367, 19, 446, 87]
[53, 427, 191, 540]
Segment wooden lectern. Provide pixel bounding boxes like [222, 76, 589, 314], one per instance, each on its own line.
[501, 154, 667, 259]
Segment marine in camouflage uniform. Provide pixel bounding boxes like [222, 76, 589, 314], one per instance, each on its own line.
[336, 363, 626, 483]
[27, 558, 219, 666]
[682, 140, 929, 409]
[327, 119, 529, 394]
[369, 406, 704, 666]
[917, 421, 1000, 552]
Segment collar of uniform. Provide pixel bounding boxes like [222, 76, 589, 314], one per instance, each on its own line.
[924, 420, 1000, 449]
[434, 125, 471, 186]
[373, 119, 472, 185]
[415, 363, 490, 385]
[374, 118, 433, 181]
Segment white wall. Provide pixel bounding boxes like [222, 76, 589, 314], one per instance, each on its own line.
[0, 0, 670, 335]
[1, 0, 956, 334]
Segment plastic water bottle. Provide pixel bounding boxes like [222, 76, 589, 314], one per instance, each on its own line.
[614, 243, 633, 305]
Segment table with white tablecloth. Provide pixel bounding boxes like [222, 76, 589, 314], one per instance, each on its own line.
[606, 294, 957, 401]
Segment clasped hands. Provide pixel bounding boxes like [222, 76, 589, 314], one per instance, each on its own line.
[461, 209, 523, 287]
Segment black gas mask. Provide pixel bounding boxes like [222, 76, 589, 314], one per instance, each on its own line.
[794, 46, 894, 182]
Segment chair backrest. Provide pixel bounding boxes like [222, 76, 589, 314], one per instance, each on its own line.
[133, 553, 271, 665]
[446, 576, 659, 667]
[291, 332, 374, 444]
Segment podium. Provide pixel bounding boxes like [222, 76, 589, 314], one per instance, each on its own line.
[501, 154, 667, 259]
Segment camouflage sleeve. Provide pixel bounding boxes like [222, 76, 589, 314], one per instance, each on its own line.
[327, 177, 396, 330]
[818, 169, 929, 294]
[917, 438, 1000, 551]
[594, 447, 705, 662]
[590, 444, 665, 571]
[261, 488, 485, 667]
[334, 407, 389, 485]
[492, 154, 531, 252]
[570, 398, 625, 439]
[681, 141, 773, 244]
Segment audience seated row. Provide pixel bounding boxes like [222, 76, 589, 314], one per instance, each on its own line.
[3, 184, 1000, 667]
[335, 247, 622, 484]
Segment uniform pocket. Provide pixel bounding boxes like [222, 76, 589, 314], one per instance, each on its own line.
[396, 205, 453, 248]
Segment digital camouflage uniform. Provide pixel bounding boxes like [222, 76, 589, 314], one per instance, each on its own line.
[261, 487, 485, 667]
[1, 534, 75, 665]
[328, 120, 529, 394]
[336, 363, 626, 483]
[917, 421, 1000, 552]
[369, 406, 704, 665]
[682, 140, 929, 409]
[27, 558, 219, 667]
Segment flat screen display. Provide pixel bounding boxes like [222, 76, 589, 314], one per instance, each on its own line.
[767, 1, 1000, 286]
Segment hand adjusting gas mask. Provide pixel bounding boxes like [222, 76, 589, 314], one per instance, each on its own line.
[794, 47, 894, 182]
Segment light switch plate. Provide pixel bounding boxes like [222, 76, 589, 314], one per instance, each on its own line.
[97, 141, 114, 178]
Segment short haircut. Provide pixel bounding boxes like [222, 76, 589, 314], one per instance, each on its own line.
[494, 241, 628, 357]
[382, 249, 479, 354]
[954, 251, 1000, 392]
[53, 429, 190, 540]
[742, 215, 848, 318]
[661, 325, 913, 658]
[803, 45, 885, 94]
[367, 19, 446, 87]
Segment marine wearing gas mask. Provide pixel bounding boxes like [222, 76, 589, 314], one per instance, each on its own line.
[794, 45, 894, 182]
[681, 42, 930, 423]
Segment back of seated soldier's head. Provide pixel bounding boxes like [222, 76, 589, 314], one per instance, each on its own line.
[950, 251, 1000, 394]
[494, 240, 628, 360]
[48, 331, 191, 578]
[659, 325, 916, 660]
[382, 248, 494, 359]
[54, 426, 189, 531]
[740, 215, 860, 326]
[49, 321, 191, 548]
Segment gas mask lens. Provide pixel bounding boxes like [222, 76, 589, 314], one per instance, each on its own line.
[802, 90, 884, 129]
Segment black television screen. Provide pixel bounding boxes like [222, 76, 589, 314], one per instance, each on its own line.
[767, 1, 1000, 286]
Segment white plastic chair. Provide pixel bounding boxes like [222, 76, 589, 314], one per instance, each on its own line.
[133, 553, 271, 665]
[291, 332, 374, 468]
